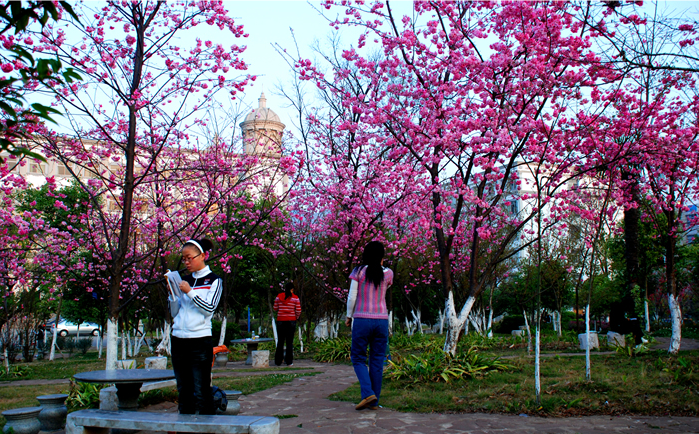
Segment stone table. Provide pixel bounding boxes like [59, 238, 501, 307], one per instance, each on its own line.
[73, 369, 175, 411]
[230, 338, 274, 365]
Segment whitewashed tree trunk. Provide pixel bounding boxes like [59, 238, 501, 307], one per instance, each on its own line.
[469, 312, 483, 335]
[156, 324, 171, 356]
[3, 347, 8, 373]
[124, 331, 131, 358]
[411, 309, 422, 334]
[76, 325, 81, 340]
[106, 318, 118, 371]
[644, 300, 650, 333]
[557, 311, 562, 336]
[97, 330, 103, 359]
[668, 294, 682, 354]
[443, 292, 475, 355]
[534, 324, 541, 402]
[333, 320, 340, 338]
[271, 317, 278, 344]
[49, 326, 58, 361]
[552, 311, 558, 333]
[438, 309, 445, 335]
[218, 317, 227, 346]
[405, 316, 415, 336]
[388, 311, 393, 336]
[298, 324, 304, 353]
[585, 304, 591, 381]
[523, 309, 532, 354]
[129, 330, 135, 357]
[487, 309, 494, 338]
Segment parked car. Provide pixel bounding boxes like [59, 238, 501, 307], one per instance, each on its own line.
[45, 320, 100, 337]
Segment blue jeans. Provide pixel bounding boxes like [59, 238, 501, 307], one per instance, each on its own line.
[350, 318, 388, 404]
[171, 336, 214, 414]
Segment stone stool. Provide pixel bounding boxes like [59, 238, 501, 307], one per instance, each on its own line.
[36, 394, 68, 431]
[214, 352, 229, 368]
[218, 390, 242, 415]
[578, 332, 599, 350]
[608, 331, 626, 347]
[116, 359, 135, 369]
[2, 407, 42, 434]
[251, 350, 269, 368]
[145, 356, 167, 369]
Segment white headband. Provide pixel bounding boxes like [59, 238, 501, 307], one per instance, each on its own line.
[185, 239, 204, 254]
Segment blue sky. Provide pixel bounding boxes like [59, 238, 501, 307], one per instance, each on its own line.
[225, 1, 699, 140]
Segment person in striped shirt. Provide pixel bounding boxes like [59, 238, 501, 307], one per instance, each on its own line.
[273, 282, 301, 366]
[345, 241, 393, 410]
[169, 238, 222, 415]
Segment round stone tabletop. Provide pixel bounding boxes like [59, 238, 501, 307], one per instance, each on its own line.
[2, 406, 42, 416]
[230, 338, 274, 344]
[73, 369, 175, 384]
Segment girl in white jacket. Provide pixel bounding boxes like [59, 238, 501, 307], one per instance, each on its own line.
[169, 238, 222, 415]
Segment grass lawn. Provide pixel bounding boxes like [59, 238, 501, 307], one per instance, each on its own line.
[330, 350, 699, 416]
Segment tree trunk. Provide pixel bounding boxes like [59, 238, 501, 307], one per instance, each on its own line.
[106, 318, 118, 370]
[156, 323, 171, 356]
[49, 297, 64, 362]
[443, 292, 475, 355]
[585, 304, 591, 381]
[644, 299, 650, 333]
[218, 316, 227, 346]
[271, 317, 278, 343]
[668, 293, 682, 354]
[523, 309, 532, 355]
[298, 324, 304, 353]
[623, 171, 641, 310]
[665, 209, 681, 354]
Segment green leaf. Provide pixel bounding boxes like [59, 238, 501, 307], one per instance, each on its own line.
[0, 101, 18, 118]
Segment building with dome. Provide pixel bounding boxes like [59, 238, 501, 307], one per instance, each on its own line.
[239, 92, 289, 197]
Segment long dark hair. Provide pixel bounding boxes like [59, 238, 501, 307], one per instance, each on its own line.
[284, 282, 294, 300]
[361, 241, 385, 288]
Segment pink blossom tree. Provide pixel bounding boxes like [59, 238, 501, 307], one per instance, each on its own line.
[298, 1, 642, 354]
[18, 1, 260, 368]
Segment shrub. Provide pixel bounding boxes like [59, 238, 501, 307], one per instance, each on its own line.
[314, 337, 351, 363]
[67, 381, 105, 410]
[494, 315, 525, 334]
[386, 347, 512, 384]
[63, 337, 76, 355]
[389, 333, 443, 352]
[75, 338, 92, 355]
[212, 319, 243, 342]
[0, 365, 32, 379]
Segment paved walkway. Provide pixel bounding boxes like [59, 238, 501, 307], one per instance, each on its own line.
[228, 359, 699, 434]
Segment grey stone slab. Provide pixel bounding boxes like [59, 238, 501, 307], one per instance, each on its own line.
[66, 409, 278, 434]
[140, 379, 176, 392]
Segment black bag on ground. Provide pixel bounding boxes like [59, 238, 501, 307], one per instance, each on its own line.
[211, 386, 228, 412]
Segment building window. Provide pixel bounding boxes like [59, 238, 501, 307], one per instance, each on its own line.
[29, 163, 45, 174]
[57, 163, 71, 176]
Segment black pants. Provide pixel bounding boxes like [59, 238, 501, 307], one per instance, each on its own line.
[275, 320, 296, 366]
[171, 335, 214, 414]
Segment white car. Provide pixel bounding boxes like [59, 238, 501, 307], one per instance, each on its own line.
[47, 320, 100, 337]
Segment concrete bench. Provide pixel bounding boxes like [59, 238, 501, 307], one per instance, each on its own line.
[66, 409, 279, 434]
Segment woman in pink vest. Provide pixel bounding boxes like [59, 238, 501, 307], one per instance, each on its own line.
[273, 282, 301, 366]
[345, 241, 393, 410]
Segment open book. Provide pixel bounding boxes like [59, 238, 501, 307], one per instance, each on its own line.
[165, 270, 183, 299]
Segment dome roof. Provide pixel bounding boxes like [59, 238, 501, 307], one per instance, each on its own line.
[244, 92, 281, 124]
